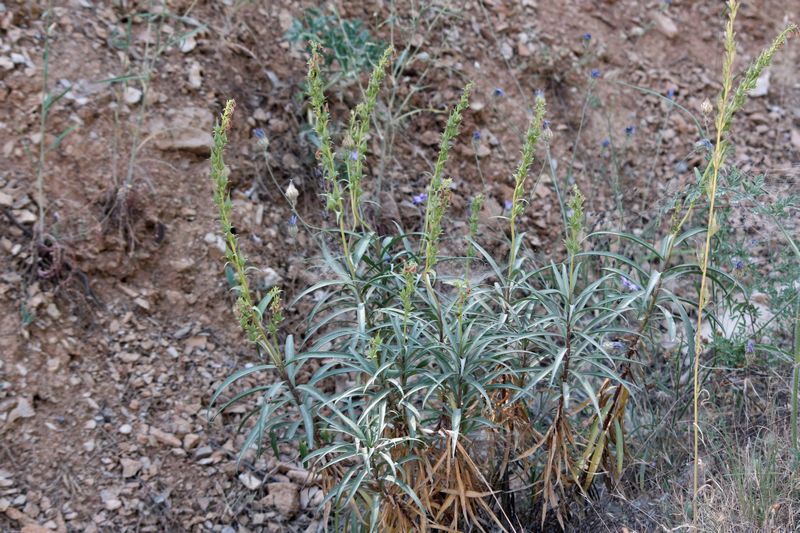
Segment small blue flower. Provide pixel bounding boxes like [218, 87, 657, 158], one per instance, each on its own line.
[472, 131, 482, 141]
[504, 199, 513, 211]
[620, 275, 641, 291]
[348, 150, 359, 161]
[601, 138, 611, 148]
[590, 69, 601, 79]
[542, 119, 551, 129]
[733, 258, 744, 270]
[493, 87, 505, 97]
[534, 89, 545, 100]
[666, 88, 676, 100]
[289, 214, 297, 226]
[253, 128, 266, 139]
[745, 339, 755, 354]
[625, 125, 636, 136]
[583, 33, 592, 41]
[611, 341, 626, 351]
[696, 138, 713, 150]
[412, 193, 428, 206]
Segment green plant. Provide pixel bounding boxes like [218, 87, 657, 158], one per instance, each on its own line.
[286, 7, 385, 88]
[208, 8, 796, 531]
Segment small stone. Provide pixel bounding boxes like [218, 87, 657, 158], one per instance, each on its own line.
[150, 427, 182, 448]
[183, 433, 201, 450]
[45, 303, 60, 319]
[0, 191, 13, 207]
[792, 129, 800, 150]
[265, 482, 300, 519]
[193, 446, 213, 460]
[124, 87, 142, 104]
[262, 267, 281, 289]
[180, 36, 196, 53]
[8, 397, 35, 423]
[0, 498, 8, 512]
[119, 424, 132, 435]
[83, 440, 95, 452]
[120, 458, 141, 478]
[188, 62, 202, 89]
[500, 41, 513, 60]
[104, 499, 122, 511]
[13, 210, 36, 224]
[654, 13, 678, 39]
[117, 352, 140, 363]
[239, 472, 263, 491]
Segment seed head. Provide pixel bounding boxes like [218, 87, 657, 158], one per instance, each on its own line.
[285, 181, 299, 207]
[701, 98, 713, 115]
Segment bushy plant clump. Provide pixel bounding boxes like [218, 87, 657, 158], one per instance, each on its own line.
[208, 3, 796, 529]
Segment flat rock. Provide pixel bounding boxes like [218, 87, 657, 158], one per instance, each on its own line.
[8, 397, 35, 423]
[239, 472, 263, 491]
[151, 107, 213, 155]
[264, 482, 300, 519]
[120, 458, 141, 478]
[0, 191, 13, 207]
[654, 13, 678, 39]
[149, 427, 181, 448]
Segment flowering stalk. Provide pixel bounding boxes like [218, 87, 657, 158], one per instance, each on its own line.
[690, 2, 795, 512]
[422, 83, 472, 274]
[346, 47, 393, 230]
[307, 42, 354, 275]
[507, 95, 547, 288]
[210, 100, 283, 368]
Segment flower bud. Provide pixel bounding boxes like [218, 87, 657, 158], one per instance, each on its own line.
[285, 181, 299, 208]
[701, 98, 713, 115]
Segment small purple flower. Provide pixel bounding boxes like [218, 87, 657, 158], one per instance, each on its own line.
[348, 150, 359, 161]
[534, 88, 545, 100]
[620, 275, 641, 291]
[666, 88, 676, 100]
[542, 119, 551, 129]
[745, 339, 755, 354]
[504, 199, 513, 211]
[493, 87, 505, 97]
[611, 341, 626, 351]
[733, 258, 744, 270]
[472, 130, 482, 141]
[582, 33, 592, 42]
[625, 125, 636, 136]
[289, 214, 297, 226]
[412, 193, 428, 206]
[697, 138, 713, 150]
[590, 69, 601, 79]
[601, 138, 611, 148]
[254, 128, 266, 139]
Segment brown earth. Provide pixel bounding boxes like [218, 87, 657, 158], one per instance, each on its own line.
[0, 0, 798, 531]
